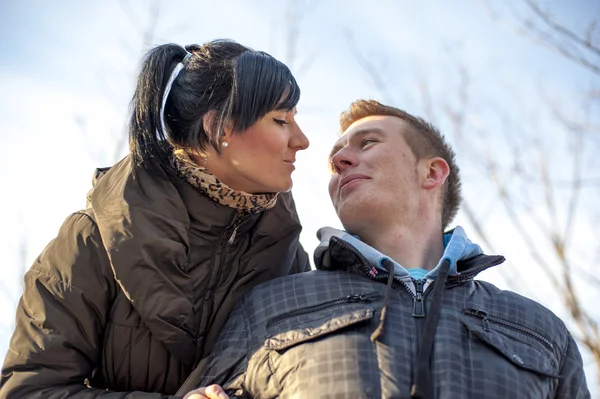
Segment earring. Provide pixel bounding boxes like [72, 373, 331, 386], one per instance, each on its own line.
[221, 141, 229, 148]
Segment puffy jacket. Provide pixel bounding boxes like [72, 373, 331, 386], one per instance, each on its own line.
[182, 236, 590, 398]
[0, 156, 309, 398]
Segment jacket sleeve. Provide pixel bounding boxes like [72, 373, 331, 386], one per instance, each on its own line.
[0, 213, 178, 399]
[292, 243, 311, 273]
[555, 334, 591, 398]
[278, 190, 311, 274]
[180, 302, 250, 398]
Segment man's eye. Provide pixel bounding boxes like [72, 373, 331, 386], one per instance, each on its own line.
[273, 118, 288, 126]
[361, 139, 377, 147]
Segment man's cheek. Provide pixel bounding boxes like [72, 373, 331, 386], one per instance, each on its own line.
[327, 179, 336, 198]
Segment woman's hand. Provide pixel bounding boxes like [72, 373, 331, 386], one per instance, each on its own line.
[183, 384, 230, 399]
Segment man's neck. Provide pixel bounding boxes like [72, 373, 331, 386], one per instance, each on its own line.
[360, 224, 444, 271]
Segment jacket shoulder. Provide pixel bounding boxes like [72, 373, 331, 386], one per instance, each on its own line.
[472, 280, 571, 346]
[29, 210, 114, 295]
[237, 270, 378, 329]
[475, 280, 565, 317]
[243, 270, 364, 298]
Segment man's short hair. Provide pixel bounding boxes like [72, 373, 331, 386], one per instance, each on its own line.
[339, 99, 462, 230]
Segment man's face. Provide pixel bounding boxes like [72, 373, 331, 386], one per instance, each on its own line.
[328, 115, 423, 233]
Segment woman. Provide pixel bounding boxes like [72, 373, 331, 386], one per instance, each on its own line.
[1, 39, 310, 398]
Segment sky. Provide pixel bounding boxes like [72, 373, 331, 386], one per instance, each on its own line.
[1, 0, 599, 393]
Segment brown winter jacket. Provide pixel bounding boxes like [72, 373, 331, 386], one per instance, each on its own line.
[0, 156, 309, 398]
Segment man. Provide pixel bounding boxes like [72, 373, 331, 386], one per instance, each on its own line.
[181, 100, 590, 398]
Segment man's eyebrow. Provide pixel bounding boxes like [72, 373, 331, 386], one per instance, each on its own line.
[328, 128, 385, 160]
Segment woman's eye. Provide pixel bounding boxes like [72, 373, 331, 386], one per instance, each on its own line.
[273, 118, 288, 126]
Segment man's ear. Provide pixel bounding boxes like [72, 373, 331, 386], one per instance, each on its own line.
[422, 157, 450, 190]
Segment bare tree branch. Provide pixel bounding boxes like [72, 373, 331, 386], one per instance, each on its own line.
[480, 0, 600, 75]
[523, 0, 600, 57]
[343, 28, 395, 105]
[283, 0, 319, 77]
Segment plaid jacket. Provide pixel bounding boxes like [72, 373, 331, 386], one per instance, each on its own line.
[180, 239, 589, 398]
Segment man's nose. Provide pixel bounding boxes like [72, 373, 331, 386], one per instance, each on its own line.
[330, 147, 355, 174]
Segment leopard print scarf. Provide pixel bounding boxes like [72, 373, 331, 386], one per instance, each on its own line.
[172, 149, 278, 212]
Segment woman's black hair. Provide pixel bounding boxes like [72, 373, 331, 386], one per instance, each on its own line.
[129, 39, 301, 171]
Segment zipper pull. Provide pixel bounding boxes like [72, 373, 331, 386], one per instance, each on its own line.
[359, 292, 382, 301]
[465, 308, 490, 331]
[227, 212, 247, 245]
[227, 224, 239, 244]
[482, 315, 490, 331]
[347, 292, 382, 302]
[477, 310, 490, 331]
[412, 279, 426, 318]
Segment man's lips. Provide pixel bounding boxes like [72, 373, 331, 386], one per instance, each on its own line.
[339, 174, 370, 191]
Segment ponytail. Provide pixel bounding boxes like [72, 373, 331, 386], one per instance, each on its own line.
[129, 43, 187, 171]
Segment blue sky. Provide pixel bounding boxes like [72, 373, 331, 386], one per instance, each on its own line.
[1, 0, 599, 392]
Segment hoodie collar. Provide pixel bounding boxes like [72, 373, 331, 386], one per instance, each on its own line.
[315, 226, 483, 281]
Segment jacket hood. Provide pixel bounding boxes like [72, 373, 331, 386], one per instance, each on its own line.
[89, 157, 200, 364]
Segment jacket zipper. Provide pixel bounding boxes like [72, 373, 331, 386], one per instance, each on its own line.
[464, 308, 554, 350]
[332, 240, 438, 318]
[266, 292, 382, 328]
[196, 212, 249, 363]
[405, 278, 435, 318]
[446, 256, 505, 287]
[412, 279, 426, 317]
[228, 212, 250, 244]
[213, 212, 249, 289]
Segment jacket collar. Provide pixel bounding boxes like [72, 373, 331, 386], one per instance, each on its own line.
[315, 235, 505, 284]
[314, 226, 484, 280]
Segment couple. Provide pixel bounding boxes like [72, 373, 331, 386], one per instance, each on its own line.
[0, 40, 589, 398]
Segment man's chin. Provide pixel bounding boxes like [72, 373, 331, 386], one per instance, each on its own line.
[338, 206, 371, 234]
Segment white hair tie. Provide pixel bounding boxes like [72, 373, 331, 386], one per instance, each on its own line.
[159, 51, 192, 135]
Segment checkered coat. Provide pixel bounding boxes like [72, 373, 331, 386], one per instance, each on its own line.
[180, 238, 590, 398]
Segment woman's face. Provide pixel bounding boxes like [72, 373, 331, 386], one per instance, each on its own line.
[206, 108, 309, 193]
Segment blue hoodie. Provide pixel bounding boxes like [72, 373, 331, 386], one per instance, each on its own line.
[316, 225, 483, 289]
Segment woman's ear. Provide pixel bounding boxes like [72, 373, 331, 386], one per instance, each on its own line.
[203, 111, 234, 142]
[221, 120, 234, 142]
[422, 157, 450, 190]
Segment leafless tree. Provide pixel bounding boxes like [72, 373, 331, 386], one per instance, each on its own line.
[78, 0, 165, 166]
[483, 0, 600, 76]
[348, 0, 600, 391]
[478, 0, 600, 389]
